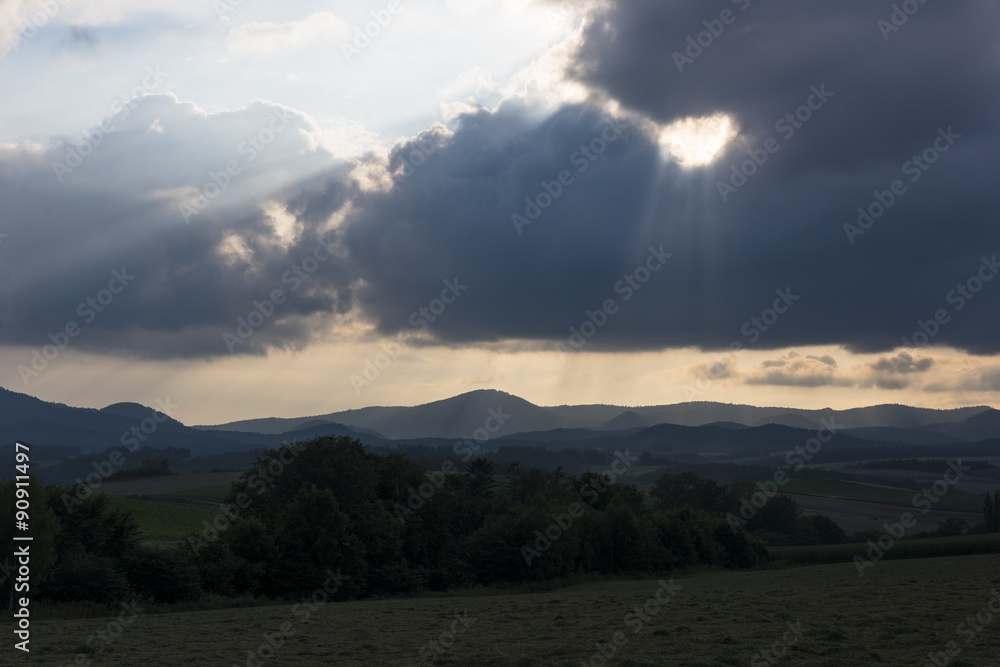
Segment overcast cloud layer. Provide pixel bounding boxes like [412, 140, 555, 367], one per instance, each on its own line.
[2, 0, 999, 364]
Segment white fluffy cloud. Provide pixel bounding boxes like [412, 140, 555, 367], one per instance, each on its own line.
[225, 12, 351, 59]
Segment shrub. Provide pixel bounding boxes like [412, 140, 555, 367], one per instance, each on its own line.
[120, 550, 202, 603]
[40, 546, 130, 605]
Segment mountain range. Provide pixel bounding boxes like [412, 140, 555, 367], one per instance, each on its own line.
[3, 386, 998, 461]
[197, 389, 994, 441]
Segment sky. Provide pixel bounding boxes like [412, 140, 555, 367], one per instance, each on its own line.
[1, 0, 999, 425]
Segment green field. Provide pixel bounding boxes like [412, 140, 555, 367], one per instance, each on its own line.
[103, 495, 212, 541]
[770, 533, 1000, 565]
[779, 478, 984, 512]
[160, 483, 233, 500]
[7, 554, 1000, 666]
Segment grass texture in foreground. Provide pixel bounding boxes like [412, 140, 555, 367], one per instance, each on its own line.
[6, 554, 999, 666]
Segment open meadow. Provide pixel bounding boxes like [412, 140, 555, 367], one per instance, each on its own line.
[9, 554, 1000, 666]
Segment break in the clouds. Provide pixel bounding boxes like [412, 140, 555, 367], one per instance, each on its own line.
[1, 0, 999, 364]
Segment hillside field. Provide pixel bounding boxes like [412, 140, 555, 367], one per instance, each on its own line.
[778, 478, 985, 512]
[103, 496, 213, 541]
[7, 554, 999, 666]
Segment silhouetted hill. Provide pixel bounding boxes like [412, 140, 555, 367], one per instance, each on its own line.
[829, 403, 991, 428]
[545, 401, 990, 432]
[917, 408, 1000, 441]
[277, 421, 385, 444]
[845, 409, 1000, 444]
[100, 402, 184, 426]
[600, 410, 649, 430]
[198, 396, 993, 440]
[360, 389, 563, 439]
[842, 427, 961, 445]
[0, 387, 369, 456]
[703, 421, 750, 430]
[497, 428, 634, 443]
[198, 406, 405, 435]
[4, 385, 996, 466]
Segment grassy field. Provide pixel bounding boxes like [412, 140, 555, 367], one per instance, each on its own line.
[103, 495, 212, 541]
[5, 554, 999, 666]
[160, 483, 234, 500]
[100, 473, 242, 515]
[770, 533, 1000, 565]
[780, 478, 984, 512]
[100, 472, 244, 497]
[788, 493, 982, 535]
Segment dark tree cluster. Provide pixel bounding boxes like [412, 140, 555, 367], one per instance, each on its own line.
[0, 477, 201, 609]
[7, 436, 853, 608]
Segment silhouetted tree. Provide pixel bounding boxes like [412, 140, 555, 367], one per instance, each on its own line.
[466, 457, 496, 498]
[746, 495, 802, 538]
[983, 491, 1000, 532]
[651, 472, 732, 514]
[1, 477, 59, 609]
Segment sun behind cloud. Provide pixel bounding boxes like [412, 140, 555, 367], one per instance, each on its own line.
[658, 113, 736, 166]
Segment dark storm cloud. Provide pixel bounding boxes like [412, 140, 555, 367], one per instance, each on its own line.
[0, 94, 355, 359]
[2, 1, 999, 360]
[332, 0, 1000, 354]
[568, 0, 1000, 171]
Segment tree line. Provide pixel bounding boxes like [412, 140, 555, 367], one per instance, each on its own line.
[4, 435, 994, 609]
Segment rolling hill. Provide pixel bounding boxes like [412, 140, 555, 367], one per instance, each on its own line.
[197, 390, 994, 440]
